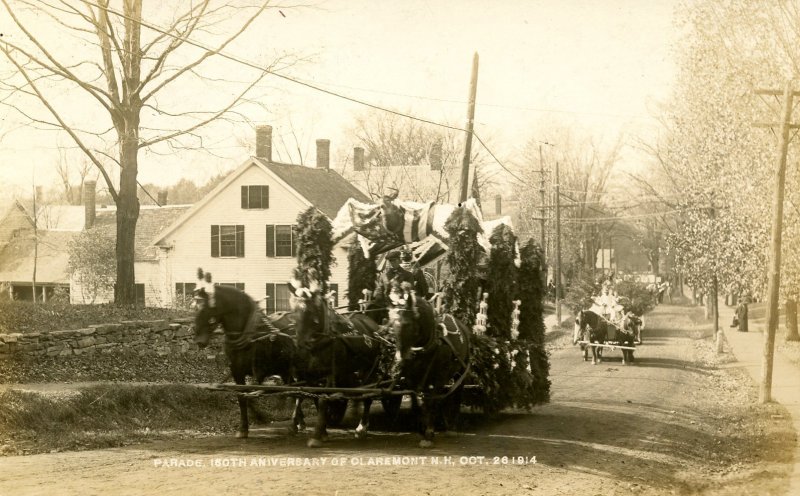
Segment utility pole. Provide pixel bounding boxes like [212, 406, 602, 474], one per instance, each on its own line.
[459, 52, 479, 203]
[555, 160, 562, 326]
[539, 145, 546, 255]
[754, 81, 798, 403]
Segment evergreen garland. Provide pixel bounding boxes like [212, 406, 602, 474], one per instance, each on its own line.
[486, 224, 517, 340]
[293, 207, 335, 289]
[442, 206, 483, 327]
[518, 239, 546, 345]
[346, 238, 376, 310]
[464, 334, 550, 412]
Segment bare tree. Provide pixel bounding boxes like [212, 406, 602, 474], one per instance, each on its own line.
[515, 126, 623, 283]
[338, 110, 499, 203]
[55, 148, 93, 205]
[0, 0, 300, 303]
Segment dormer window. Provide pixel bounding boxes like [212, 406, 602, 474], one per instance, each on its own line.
[241, 185, 269, 209]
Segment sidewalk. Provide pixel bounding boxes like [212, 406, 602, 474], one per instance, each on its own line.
[719, 302, 800, 495]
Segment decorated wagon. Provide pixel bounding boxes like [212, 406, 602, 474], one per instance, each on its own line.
[194, 193, 550, 448]
[572, 283, 648, 365]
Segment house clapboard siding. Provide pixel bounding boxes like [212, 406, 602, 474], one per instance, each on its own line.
[154, 159, 366, 310]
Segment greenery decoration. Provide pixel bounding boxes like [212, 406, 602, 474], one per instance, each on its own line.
[486, 224, 517, 340]
[346, 238, 376, 310]
[464, 333, 550, 413]
[293, 207, 335, 290]
[614, 280, 657, 316]
[517, 239, 546, 345]
[442, 206, 483, 327]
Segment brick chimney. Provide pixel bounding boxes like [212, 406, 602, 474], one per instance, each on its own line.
[353, 147, 365, 172]
[157, 190, 168, 206]
[84, 180, 96, 229]
[430, 140, 442, 171]
[495, 194, 502, 215]
[316, 139, 330, 170]
[255, 125, 272, 162]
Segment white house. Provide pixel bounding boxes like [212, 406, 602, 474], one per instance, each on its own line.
[149, 126, 370, 311]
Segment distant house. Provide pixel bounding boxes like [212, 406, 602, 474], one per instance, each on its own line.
[150, 126, 370, 311]
[70, 202, 191, 306]
[0, 200, 90, 300]
[0, 187, 190, 303]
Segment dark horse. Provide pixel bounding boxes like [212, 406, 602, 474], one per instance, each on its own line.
[290, 283, 388, 448]
[573, 309, 608, 365]
[618, 313, 640, 364]
[389, 285, 471, 448]
[193, 269, 305, 438]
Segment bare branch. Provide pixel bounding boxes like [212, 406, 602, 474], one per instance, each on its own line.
[138, 73, 267, 148]
[1, 0, 119, 114]
[0, 43, 118, 202]
[136, 1, 272, 103]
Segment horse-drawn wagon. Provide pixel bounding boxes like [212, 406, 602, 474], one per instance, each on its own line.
[192, 195, 549, 448]
[572, 288, 646, 365]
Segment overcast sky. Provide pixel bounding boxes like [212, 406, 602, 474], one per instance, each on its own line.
[0, 0, 679, 201]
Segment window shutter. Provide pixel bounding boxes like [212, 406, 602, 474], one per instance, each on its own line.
[265, 283, 276, 314]
[241, 186, 248, 208]
[266, 225, 275, 257]
[291, 225, 298, 257]
[263, 185, 269, 209]
[236, 225, 245, 257]
[211, 225, 219, 257]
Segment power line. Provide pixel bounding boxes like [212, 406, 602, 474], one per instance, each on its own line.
[77, 0, 524, 183]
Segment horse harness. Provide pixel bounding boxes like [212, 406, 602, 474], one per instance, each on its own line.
[223, 305, 291, 352]
[402, 311, 471, 398]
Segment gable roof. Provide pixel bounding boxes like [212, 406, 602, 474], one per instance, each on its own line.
[0, 230, 76, 284]
[93, 205, 191, 261]
[254, 158, 370, 218]
[154, 158, 370, 246]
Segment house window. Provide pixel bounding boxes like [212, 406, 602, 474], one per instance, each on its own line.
[217, 282, 245, 291]
[175, 282, 196, 301]
[265, 283, 291, 313]
[211, 225, 245, 257]
[266, 225, 297, 257]
[135, 283, 145, 306]
[241, 185, 269, 209]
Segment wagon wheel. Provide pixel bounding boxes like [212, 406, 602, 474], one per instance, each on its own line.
[325, 399, 348, 426]
[380, 395, 403, 420]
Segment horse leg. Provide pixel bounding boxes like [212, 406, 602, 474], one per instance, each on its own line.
[355, 398, 373, 439]
[288, 398, 306, 435]
[417, 394, 435, 448]
[232, 370, 249, 439]
[308, 395, 328, 448]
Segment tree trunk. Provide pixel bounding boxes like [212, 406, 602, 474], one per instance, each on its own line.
[786, 299, 799, 341]
[114, 124, 141, 305]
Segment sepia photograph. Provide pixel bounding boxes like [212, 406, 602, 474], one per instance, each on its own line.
[0, 0, 799, 494]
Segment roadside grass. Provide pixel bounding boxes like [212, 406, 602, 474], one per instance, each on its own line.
[0, 384, 298, 456]
[0, 350, 229, 383]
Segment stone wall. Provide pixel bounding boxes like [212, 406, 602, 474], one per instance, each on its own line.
[0, 319, 222, 359]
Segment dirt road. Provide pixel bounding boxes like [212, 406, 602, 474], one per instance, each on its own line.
[0, 304, 793, 495]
